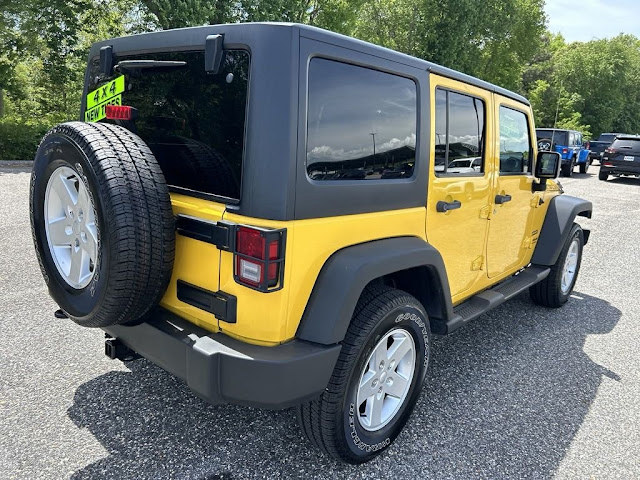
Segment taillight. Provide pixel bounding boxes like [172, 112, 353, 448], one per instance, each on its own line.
[105, 105, 136, 121]
[234, 226, 286, 292]
[586, 141, 590, 149]
[562, 148, 568, 154]
[605, 147, 617, 154]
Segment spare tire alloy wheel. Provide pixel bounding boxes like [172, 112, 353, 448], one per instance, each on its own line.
[44, 166, 98, 289]
[30, 122, 175, 327]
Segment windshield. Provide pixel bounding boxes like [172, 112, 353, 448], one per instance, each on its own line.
[87, 50, 250, 201]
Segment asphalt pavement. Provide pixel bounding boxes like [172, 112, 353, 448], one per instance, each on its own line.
[1, 163, 638, 479]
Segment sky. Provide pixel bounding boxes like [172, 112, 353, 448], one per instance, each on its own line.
[545, 0, 640, 42]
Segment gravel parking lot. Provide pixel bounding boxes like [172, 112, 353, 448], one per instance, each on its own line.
[1, 163, 638, 479]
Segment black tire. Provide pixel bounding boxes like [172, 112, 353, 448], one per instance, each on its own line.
[599, 169, 609, 181]
[297, 285, 431, 464]
[561, 157, 575, 177]
[30, 122, 175, 327]
[530, 223, 583, 308]
[579, 160, 588, 174]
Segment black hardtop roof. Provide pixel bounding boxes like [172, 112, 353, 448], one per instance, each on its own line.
[536, 128, 582, 134]
[90, 22, 529, 106]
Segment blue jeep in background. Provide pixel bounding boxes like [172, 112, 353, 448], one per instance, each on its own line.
[536, 128, 591, 176]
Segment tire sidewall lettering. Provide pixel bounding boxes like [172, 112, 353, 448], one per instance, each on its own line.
[342, 302, 430, 459]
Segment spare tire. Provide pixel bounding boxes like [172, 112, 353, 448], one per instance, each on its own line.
[30, 122, 175, 327]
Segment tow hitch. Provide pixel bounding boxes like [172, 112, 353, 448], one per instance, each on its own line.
[105, 335, 140, 361]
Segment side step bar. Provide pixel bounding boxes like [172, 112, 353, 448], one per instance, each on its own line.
[446, 265, 550, 334]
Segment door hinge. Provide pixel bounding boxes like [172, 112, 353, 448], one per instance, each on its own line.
[471, 255, 484, 271]
[479, 205, 492, 219]
[176, 214, 235, 251]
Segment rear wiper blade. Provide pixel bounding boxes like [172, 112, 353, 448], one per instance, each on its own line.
[114, 60, 187, 72]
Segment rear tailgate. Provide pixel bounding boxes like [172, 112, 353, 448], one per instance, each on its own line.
[83, 47, 250, 332]
[161, 194, 226, 331]
[605, 138, 640, 173]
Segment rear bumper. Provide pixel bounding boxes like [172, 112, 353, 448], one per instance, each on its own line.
[103, 308, 341, 409]
[601, 165, 640, 176]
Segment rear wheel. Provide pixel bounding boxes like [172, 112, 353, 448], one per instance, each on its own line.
[530, 223, 583, 308]
[30, 122, 175, 327]
[297, 285, 430, 463]
[579, 159, 589, 174]
[599, 169, 609, 181]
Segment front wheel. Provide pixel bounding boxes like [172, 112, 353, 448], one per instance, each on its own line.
[560, 159, 574, 177]
[297, 285, 430, 463]
[530, 223, 584, 308]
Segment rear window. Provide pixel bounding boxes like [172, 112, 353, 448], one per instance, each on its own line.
[611, 138, 640, 152]
[87, 50, 250, 201]
[306, 58, 417, 181]
[536, 130, 568, 146]
[599, 134, 617, 143]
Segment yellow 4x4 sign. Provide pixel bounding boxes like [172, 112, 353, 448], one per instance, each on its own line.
[85, 75, 125, 122]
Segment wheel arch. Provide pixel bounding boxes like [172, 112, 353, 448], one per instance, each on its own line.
[531, 194, 592, 266]
[295, 237, 453, 345]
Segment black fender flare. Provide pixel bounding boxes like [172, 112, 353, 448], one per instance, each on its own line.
[531, 194, 592, 266]
[296, 237, 453, 345]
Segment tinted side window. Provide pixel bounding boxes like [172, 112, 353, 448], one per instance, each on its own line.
[434, 88, 485, 175]
[306, 58, 417, 181]
[499, 106, 532, 174]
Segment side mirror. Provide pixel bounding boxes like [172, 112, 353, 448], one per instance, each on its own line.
[532, 151, 561, 192]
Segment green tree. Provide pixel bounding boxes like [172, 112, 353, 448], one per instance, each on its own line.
[354, 0, 546, 91]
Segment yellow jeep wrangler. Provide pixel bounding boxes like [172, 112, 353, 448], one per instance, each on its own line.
[29, 23, 591, 463]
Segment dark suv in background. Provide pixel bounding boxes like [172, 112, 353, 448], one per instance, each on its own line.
[599, 135, 640, 181]
[536, 128, 591, 176]
[588, 133, 623, 163]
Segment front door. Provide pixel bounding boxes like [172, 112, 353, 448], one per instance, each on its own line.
[486, 96, 539, 277]
[426, 75, 493, 300]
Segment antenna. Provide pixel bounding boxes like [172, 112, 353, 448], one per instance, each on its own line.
[551, 79, 563, 146]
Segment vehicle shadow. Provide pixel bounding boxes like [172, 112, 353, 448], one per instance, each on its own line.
[569, 171, 595, 179]
[607, 176, 640, 186]
[68, 292, 621, 479]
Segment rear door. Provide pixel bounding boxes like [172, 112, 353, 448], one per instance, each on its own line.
[486, 96, 541, 278]
[85, 48, 251, 331]
[426, 74, 493, 301]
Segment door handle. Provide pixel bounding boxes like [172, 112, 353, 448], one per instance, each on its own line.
[436, 200, 462, 212]
[495, 194, 512, 205]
